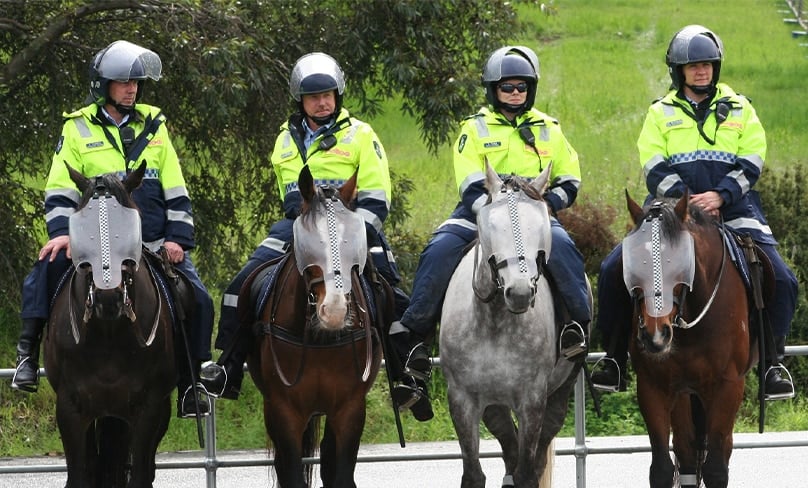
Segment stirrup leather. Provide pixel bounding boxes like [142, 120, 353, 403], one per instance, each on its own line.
[764, 363, 795, 401]
[591, 356, 622, 393]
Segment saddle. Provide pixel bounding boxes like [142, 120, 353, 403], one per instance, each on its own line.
[142, 246, 195, 327]
[723, 229, 776, 308]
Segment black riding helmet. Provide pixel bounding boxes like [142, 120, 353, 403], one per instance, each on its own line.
[666, 25, 724, 94]
[88, 40, 162, 114]
[481, 46, 540, 115]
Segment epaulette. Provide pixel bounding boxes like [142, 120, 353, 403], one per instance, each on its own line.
[463, 112, 485, 121]
[62, 108, 84, 119]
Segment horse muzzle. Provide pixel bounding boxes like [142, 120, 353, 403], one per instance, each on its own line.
[637, 317, 673, 355]
[503, 277, 537, 314]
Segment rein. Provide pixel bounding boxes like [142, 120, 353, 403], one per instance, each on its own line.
[674, 220, 727, 329]
[67, 258, 164, 346]
[264, 258, 375, 387]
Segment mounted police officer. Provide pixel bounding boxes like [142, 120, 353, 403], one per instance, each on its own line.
[201, 52, 410, 401]
[11, 40, 215, 418]
[389, 46, 591, 421]
[592, 25, 797, 399]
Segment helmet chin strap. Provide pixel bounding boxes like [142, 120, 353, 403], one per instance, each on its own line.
[496, 101, 527, 116]
[686, 83, 715, 96]
[112, 101, 136, 117]
[309, 113, 335, 126]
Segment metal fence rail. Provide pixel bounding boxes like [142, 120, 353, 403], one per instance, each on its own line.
[1, 345, 807, 487]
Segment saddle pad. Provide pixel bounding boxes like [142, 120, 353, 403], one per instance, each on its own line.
[253, 255, 289, 318]
[722, 226, 753, 291]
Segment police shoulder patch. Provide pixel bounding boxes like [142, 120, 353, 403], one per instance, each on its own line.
[54, 136, 64, 155]
[373, 140, 383, 159]
[458, 134, 467, 153]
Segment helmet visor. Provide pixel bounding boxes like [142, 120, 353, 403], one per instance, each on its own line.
[97, 40, 162, 82]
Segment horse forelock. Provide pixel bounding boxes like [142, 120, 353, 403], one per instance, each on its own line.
[79, 173, 137, 210]
[635, 199, 687, 244]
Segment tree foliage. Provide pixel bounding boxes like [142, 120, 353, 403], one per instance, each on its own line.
[0, 0, 521, 293]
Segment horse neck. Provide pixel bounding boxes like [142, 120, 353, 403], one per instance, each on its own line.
[690, 222, 727, 290]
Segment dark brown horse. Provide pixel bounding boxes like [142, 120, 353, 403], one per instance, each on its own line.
[44, 162, 177, 488]
[246, 165, 383, 488]
[623, 192, 755, 488]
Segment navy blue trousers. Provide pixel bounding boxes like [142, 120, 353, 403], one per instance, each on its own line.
[401, 219, 591, 340]
[20, 249, 213, 361]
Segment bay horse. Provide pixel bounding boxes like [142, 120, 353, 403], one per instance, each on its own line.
[439, 163, 585, 488]
[44, 162, 178, 488]
[246, 165, 383, 488]
[623, 192, 754, 488]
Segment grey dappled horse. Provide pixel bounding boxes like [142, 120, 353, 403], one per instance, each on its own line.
[440, 163, 585, 488]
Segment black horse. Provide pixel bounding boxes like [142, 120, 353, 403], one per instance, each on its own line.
[44, 162, 178, 488]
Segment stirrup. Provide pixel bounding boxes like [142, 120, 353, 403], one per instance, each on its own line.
[404, 343, 431, 381]
[393, 383, 424, 412]
[591, 357, 622, 393]
[179, 383, 212, 418]
[559, 321, 587, 360]
[199, 361, 227, 398]
[10, 356, 39, 393]
[764, 364, 796, 401]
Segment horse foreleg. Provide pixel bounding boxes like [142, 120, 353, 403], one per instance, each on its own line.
[700, 381, 744, 488]
[447, 388, 485, 488]
[128, 398, 171, 488]
[636, 378, 675, 488]
[513, 402, 546, 488]
[55, 398, 93, 488]
[482, 404, 518, 485]
[266, 400, 308, 488]
[320, 398, 366, 488]
[670, 393, 700, 488]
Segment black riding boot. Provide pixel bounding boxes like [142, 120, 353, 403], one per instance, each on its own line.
[11, 318, 46, 393]
[200, 337, 246, 401]
[177, 359, 211, 418]
[591, 326, 629, 392]
[764, 336, 795, 400]
[389, 327, 434, 422]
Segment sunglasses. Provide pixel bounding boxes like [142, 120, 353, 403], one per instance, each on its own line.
[498, 82, 528, 94]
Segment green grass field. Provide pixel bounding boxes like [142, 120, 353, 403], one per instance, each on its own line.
[3, 0, 808, 457]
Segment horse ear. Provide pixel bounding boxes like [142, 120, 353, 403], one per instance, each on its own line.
[530, 161, 553, 194]
[124, 161, 147, 194]
[626, 189, 644, 225]
[484, 158, 503, 194]
[339, 169, 359, 204]
[64, 161, 91, 194]
[674, 188, 690, 221]
[298, 165, 315, 202]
